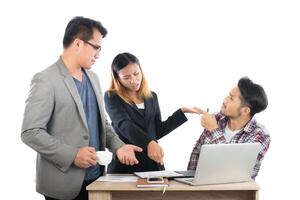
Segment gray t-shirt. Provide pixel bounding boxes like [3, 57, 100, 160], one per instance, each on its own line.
[73, 71, 101, 180]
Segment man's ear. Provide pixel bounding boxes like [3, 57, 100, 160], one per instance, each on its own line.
[73, 38, 83, 50]
[242, 106, 251, 116]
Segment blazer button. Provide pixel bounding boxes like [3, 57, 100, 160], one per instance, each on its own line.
[83, 135, 88, 140]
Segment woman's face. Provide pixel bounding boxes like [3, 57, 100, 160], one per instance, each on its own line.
[117, 63, 143, 92]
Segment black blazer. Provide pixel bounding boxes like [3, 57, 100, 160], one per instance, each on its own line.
[104, 91, 187, 173]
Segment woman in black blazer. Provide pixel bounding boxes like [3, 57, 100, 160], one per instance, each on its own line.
[104, 52, 197, 173]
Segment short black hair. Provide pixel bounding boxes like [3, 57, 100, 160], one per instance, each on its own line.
[63, 16, 107, 48]
[238, 77, 268, 117]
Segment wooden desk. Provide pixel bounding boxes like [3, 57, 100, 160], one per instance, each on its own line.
[87, 180, 259, 200]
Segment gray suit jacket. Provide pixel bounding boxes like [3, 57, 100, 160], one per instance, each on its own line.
[21, 58, 124, 199]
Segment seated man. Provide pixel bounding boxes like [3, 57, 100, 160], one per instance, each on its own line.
[188, 77, 270, 179]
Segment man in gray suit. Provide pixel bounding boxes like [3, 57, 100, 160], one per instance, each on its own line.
[21, 16, 142, 200]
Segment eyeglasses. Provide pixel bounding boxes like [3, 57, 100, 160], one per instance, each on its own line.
[82, 40, 101, 51]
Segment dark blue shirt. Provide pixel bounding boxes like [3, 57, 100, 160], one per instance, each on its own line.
[73, 71, 101, 180]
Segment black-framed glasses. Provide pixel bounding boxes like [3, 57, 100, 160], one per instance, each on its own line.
[83, 40, 101, 51]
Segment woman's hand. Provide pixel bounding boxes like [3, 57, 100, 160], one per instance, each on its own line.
[147, 140, 164, 165]
[193, 107, 218, 131]
[181, 107, 201, 114]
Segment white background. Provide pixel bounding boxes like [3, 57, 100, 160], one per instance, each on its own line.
[0, 0, 299, 199]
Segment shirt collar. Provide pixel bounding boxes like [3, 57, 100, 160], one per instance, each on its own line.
[218, 113, 257, 134]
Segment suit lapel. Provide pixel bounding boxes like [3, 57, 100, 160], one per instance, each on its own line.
[56, 58, 89, 132]
[130, 103, 145, 117]
[84, 70, 104, 120]
[84, 70, 106, 147]
[117, 96, 147, 131]
[63, 76, 89, 132]
[144, 97, 152, 126]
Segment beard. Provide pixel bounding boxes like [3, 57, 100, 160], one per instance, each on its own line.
[221, 108, 243, 119]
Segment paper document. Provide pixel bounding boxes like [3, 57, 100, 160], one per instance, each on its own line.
[134, 170, 184, 178]
[97, 174, 138, 182]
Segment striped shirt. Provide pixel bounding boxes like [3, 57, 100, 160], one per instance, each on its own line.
[187, 112, 271, 179]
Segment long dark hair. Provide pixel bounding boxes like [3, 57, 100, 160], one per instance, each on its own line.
[108, 52, 152, 104]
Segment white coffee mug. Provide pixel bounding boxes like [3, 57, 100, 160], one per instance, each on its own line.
[96, 151, 113, 165]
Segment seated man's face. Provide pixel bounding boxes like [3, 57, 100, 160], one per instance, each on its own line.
[220, 87, 245, 119]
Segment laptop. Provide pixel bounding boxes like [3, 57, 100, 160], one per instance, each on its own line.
[175, 143, 261, 185]
[174, 170, 195, 178]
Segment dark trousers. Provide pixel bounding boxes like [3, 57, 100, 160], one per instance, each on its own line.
[44, 179, 95, 200]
